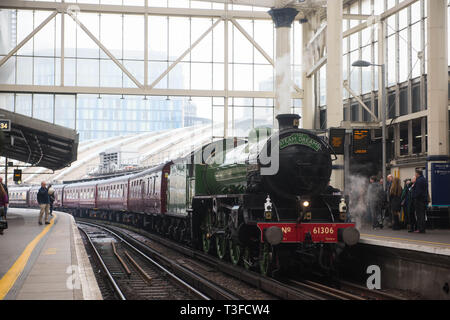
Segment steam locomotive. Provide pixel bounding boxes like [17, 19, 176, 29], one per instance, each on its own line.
[9, 114, 359, 277]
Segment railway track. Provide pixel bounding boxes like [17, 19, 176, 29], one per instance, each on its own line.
[78, 218, 407, 300]
[287, 280, 366, 300]
[78, 221, 245, 300]
[339, 280, 406, 300]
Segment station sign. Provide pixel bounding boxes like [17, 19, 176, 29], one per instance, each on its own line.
[352, 129, 370, 155]
[0, 119, 11, 132]
[329, 128, 346, 155]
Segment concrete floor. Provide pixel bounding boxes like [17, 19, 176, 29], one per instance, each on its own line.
[0, 208, 102, 300]
[360, 227, 450, 256]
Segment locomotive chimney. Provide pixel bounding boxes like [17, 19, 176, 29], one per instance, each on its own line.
[276, 114, 301, 131]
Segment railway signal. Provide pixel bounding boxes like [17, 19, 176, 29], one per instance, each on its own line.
[13, 169, 22, 184]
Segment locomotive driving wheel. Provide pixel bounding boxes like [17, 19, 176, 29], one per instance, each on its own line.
[259, 243, 274, 276]
[243, 246, 253, 270]
[216, 235, 227, 260]
[202, 233, 211, 253]
[201, 211, 213, 253]
[229, 240, 241, 265]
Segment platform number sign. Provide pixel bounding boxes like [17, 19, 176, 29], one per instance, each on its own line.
[0, 120, 11, 132]
[352, 129, 370, 155]
[13, 169, 22, 183]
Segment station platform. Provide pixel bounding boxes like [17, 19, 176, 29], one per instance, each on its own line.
[0, 209, 102, 300]
[359, 227, 450, 256]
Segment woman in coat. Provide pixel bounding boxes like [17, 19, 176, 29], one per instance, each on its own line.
[390, 177, 403, 230]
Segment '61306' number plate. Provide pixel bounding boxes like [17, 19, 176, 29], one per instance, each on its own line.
[312, 226, 335, 235]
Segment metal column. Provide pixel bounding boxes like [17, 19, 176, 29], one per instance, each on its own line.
[268, 7, 299, 128]
[326, 0, 344, 190]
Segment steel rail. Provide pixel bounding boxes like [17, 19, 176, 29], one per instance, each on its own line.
[111, 241, 132, 277]
[78, 222, 212, 300]
[290, 280, 365, 300]
[76, 218, 318, 300]
[78, 226, 126, 300]
[93, 219, 403, 301]
[340, 280, 406, 300]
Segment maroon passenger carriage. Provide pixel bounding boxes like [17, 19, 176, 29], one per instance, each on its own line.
[52, 184, 65, 208]
[63, 181, 97, 212]
[28, 186, 41, 208]
[95, 176, 128, 221]
[8, 186, 31, 208]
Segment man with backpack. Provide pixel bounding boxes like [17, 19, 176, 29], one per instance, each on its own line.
[37, 181, 50, 225]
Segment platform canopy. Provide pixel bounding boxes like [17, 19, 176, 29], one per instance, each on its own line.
[0, 109, 79, 171]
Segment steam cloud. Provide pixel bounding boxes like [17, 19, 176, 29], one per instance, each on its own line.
[345, 175, 372, 230]
[275, 54, 292, 114]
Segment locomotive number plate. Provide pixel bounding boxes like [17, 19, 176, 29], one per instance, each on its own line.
[312, 226, 335, 235]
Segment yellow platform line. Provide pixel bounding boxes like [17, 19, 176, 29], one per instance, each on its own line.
[361, 233, 450, 248]
[0, 213, 57, 300]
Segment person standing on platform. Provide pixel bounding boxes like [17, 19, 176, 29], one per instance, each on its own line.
[412, 170, 428, 234]
[0, 184, 8, 235]
[401, 179, 412, 230]
[0, 177, 8, 216]
[408, 176, 417, 232]
[37, 181, 50, 225]
[48, 184, 55, 217]
[390, 177, 403, 230]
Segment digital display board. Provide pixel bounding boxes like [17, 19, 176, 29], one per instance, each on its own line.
[352, 129, 370, 155]
[329, 128, 346, 155]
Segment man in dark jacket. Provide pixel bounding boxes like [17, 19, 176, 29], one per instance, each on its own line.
[412, 170, 427, 233]
[37, 181, 50, 225]
[408, 177, 417, 232]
